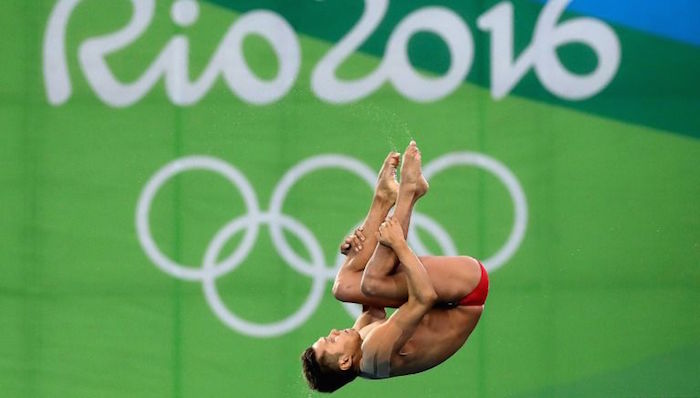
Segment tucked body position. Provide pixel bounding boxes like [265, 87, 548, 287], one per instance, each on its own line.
[301, 141, 489, 392]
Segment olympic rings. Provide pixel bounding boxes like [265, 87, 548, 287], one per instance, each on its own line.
[135, 152, 527, 337]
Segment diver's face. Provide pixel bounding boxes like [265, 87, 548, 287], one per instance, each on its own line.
[312, 328, 361, 360]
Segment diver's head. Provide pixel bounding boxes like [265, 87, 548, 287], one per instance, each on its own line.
[301, 328, 362, 392]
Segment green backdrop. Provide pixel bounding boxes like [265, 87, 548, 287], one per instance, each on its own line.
[1, 0, 699, 397]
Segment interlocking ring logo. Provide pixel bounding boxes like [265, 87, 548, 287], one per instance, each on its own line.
[135, 152, 527, 337]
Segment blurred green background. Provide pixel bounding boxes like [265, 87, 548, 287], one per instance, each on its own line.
[1, 0, 698, 397]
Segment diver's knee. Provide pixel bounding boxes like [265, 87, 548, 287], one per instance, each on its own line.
[360, 275, 380, 297]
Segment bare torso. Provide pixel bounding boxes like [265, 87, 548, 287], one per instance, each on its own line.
[359, 303, 483, 378]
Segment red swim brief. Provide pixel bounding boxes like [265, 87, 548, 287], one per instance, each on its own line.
[458, 261, 489, 306]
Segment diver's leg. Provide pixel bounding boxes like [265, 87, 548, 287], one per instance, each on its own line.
[335, 142, 472, 308]
[360, 141, 428, 300]
[332, 152, 399, 302]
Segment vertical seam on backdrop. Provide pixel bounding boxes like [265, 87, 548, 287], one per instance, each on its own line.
[476, 1, 487, 395]
[172, 13, 184, 398]
[22, 2, 39, 396]
[546, 89, 557, 387]
[173, 114, 183, 398]
[173, 113, 183, 397]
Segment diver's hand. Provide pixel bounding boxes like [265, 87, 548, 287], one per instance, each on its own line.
[340, 227, 366, 255]
[377, 217, 404, 248]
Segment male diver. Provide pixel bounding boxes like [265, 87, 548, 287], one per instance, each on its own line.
[301, 141, 489, 392]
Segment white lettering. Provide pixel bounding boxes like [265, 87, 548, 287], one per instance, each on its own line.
[477, 0, 621, 100]
[44, 0, 82, 105]
[43, 0, 621, 106]
[46, 0, 300, 107]
[311, 0, 473, 103]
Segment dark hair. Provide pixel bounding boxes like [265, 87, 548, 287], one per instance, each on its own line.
[300, 347, 357, 393]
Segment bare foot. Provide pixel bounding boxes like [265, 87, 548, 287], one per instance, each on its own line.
[375, 152, 400, 204]
[399, 140, 429, 198]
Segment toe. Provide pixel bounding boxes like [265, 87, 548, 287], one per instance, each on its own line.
[385, 152, 400, 166]
[390, 155, 400, 166]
